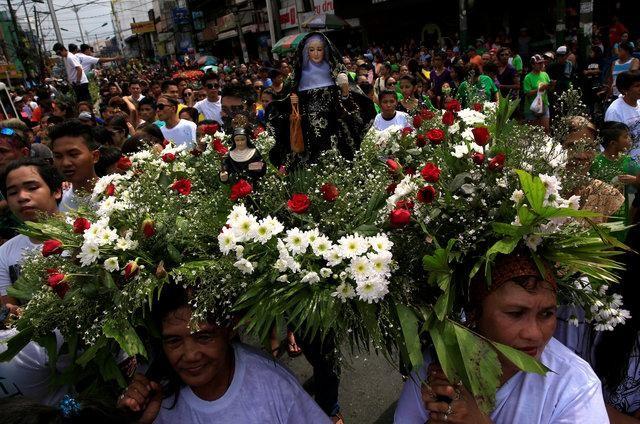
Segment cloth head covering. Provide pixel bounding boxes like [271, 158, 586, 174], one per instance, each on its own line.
[298, 34, 334, 92]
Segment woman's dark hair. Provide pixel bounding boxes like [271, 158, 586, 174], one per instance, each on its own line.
[54, 100, 76, 119]
[483, 62, 498, 76]
[108, 115, 130, 138]
[137, 96, 156, 111]
[452, 64, 467, 81]
[121, 134, 149, 154]
[399, 74, 416, 86]
[618, 40, 635, 55]
[76, 101, 93, 113]
[616, 70, 640, 94]
[595, 224, 640, 392]
[0, 157, 64, 202]
[0, 396, 137, 424]
[95, 146, 122, 177]
[179, 107, 199, 123]
[379, 89, 397, 102]
[91, 125, 115, 146]
[107, 96, 128, 112]
[600, 121, 629, 148]
[49, 119, 100, 150]
[135, 123, 164, 145]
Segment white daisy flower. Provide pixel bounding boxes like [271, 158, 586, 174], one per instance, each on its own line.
[103, 257, 120, 272]
[356, 277, 389, 303]
[226, 204, 248, 224]
[77, 242, 100, 266]
[338, 235, 368, 259]
[233, 215, 258, 242]
[276, 275, 289, 283]
[254, 220, 274, 244]
[262, 216, 284, 236]
[368, 251, 392, 276]
[233, 258, 254, 274]
[451, 143, 469, 158]
[218, 228, 237, 255]
[368, 234, 393, 253]
[323, 248, 343, 267]
[274, 259, 289, 272]
[285, 228, 309, 255]
[319, 268, 332, 279]
[305, 228, 320, 244]
[349, 256, 371, 282]
[510, 189, 525, 204]
[538, 174, 562, 197]
[311, 235, 332, 256]
[301, 271, 320, 284]
[331, 282, 356, 302]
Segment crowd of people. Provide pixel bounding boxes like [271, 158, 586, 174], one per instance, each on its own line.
[0, 15, 639, 424]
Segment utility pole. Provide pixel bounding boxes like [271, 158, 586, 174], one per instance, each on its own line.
[265, 0, 278, 59]
[45, 0, 64, 43]
[71, 4, 85, 44]
[458, 0, 468, 50]
[110, 0, 124, 56]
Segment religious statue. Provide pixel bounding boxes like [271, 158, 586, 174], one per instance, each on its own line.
[220, 127, 266, 184]
[267, 32, 376, 167]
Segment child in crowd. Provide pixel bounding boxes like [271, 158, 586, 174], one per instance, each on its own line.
[373, 90, 412, 131]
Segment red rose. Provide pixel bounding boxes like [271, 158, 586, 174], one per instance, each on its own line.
[116, 156, 132, 171]
[123, 261, 140, 281]
[442, 110, 455, 126]
[416, 133, 427, 147]
[472, 102, 484, 112]
[445, 99, 462, 112]
[278, 165, 287, 175]
[230, 179, 253, 201]
[413, 115, 423, 128]
[386, 182, 398, 194]
[287, 193, 311, 214]
[162, 153, 176, 162]
[471, 152, 485, 165]
[389, 208, 411, 228]
[105, 183, 116, 197]
[471, 127, 491, 146]
[421, 109, 435, 120]
[201, 123, 219, 135]
[395, 199, 414, 210]
[171, 179, 192, 195]
[386, 158, 400, 173]
[142, 218, 156, 238]
[417, 185, 437, 204]
[426, 129, 445, 145]
[72, 217, 91, 234]
[212, 138, 228, 155]
[46, 272, 69, 298]
[401, 127, 413, 136]
[190, 148, 202, 157]
[42, 239, 63, 257]
[420, 162, 441, 183]
[488, 153, 506, 171]
[252, 126, 265, 139]
[404, 166, 416, 176]
[320, 183, 339, 202]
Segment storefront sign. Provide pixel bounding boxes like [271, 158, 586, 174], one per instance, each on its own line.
[279, 5, 297, 30]
[130, 21, 155, 34]
[172, 7, 190, 26]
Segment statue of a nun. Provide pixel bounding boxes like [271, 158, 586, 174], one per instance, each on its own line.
[267, 32, 376, 167]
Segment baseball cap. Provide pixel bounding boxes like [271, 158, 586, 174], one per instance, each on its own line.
[78, 111, 93, 121]
[543, 52, 555, 61]
[556, 45, 568, 55]
[531, 54, 545, 63]
[29, 143, 53, 161]
[13, 96, 23, 103]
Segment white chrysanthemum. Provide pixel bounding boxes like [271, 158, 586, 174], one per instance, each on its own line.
[129, 150, 152, 162]
[274, 259, 288, 272]
[311, 235, 332, 256]
[301, 271, 320, 284]
[77, 243, 100, 266]
[457, 109, 486, 126]
[254, 220, 274, 244]
[510, 189, 525, 204]
[115, 236, 138, 251]
[226, 204, 248, 225]
[538, 174, 562, 197]
[95, 226, 118, 247]
[285, 228, 309, 255]
[320, 268, 332, 278]
[461, 127, 475, 142]
[305, 228, 320, 244]
[338, 235, 368, 259]
[83, 222, 105, 244]
[448, 122, 460, 134]
[368, 234, 393, 253]
[235, 245, 245, 259]
[161, 143, 188, 156]
[356, 277, 389, 303]
[233, 215, 258, 242]
[566, 195, 581, 210]
[96, 196, 117, 217]
[218, 227, 237, 255]
[323, 248, 343, 267]
[233, 258, 254, 274]
[349, 256, 371, 282]
[103, 257, 120, 272]
[451, 143, 469, 158]
[92, 174, 125, 200]
[276, 275, 289, 283]
[331, 282, 356, 302]
[368, 251, 392, 276]
[262, 216, 284, 236]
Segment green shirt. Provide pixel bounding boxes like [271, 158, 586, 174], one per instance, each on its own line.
[590, 154, 640, 229]
[523, 71, 551, 109]
[512, 55, 523, 73]
[455, 76, 498, 108]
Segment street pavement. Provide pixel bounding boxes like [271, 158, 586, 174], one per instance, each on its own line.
[281, 347, 405, 423]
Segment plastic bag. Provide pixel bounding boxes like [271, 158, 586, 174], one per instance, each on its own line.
[530, 90, 544, 116]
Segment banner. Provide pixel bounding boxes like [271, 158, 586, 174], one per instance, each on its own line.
[130, 21, 155, 34]
[172, 7, 190, 26]
[279, 5, 297, 30]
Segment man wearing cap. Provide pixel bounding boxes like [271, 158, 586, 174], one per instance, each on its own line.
[76, 44, 119, 77]
[52, 43, 91, 103]
[523, 54, 552, 131]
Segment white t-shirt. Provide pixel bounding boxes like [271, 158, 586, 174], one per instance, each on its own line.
[160, 119, 197, 149]
[605, 97, 640, 159]
[64, 52, 89, 85]
[394, 338, 609, 424]
[0, 234, 40, 295]
[76, 52, 100, 75]
[154, 343, 330, 424]
[58, 187, 95, 214]
[194, 98, 222, 124]
[374, 111, 411, 131]
[0, 328, 68, 405]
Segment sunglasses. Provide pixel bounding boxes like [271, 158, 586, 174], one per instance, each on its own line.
[1, 127, 16, 136]
[206, 83, 220, 89]
[157, 103, 171, 110]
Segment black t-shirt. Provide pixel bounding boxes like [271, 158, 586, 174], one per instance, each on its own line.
[496, 65, 517, 97]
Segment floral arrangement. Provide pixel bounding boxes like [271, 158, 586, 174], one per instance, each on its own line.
[0, 96, 627, 412]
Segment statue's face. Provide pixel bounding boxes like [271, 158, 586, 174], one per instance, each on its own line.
[308, 40, 325, 64]
[234, 135, 247, 150]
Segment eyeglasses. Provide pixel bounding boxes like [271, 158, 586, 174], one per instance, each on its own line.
[206, 83, 220, 89]
[156, 103, 169, 110]
[1, 127, 16, 136]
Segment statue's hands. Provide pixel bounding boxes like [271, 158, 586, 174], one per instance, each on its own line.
[336, 73, 349, 96]
[290, 93, 299, 106]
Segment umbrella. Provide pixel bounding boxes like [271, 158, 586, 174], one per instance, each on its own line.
[201, 65, 219, 73]
[301, 14, 351, 30]
[272, 32, 309, 55]
[197, 55, 218, 66]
